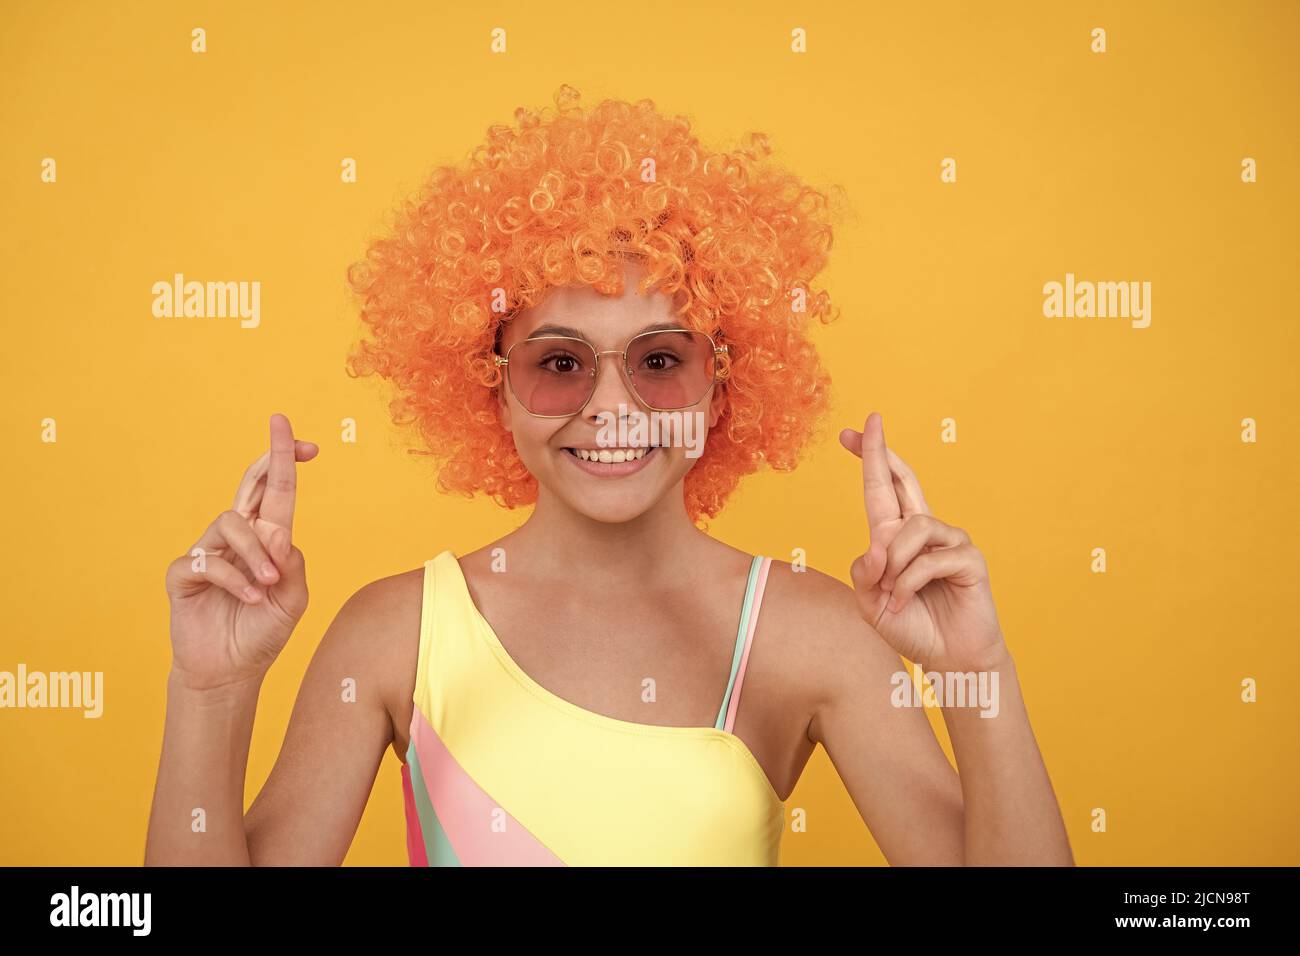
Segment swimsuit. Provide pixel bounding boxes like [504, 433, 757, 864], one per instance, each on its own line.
[399, 549, 784, 866]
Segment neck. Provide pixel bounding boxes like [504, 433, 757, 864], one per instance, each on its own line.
[508, 481, 708, 588]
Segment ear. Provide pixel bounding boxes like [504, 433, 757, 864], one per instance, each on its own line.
[496, 380, 512, 431]
[706, 380, 728, 428]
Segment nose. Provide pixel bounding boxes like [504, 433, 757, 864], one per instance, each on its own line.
[583, 349, 642, 424]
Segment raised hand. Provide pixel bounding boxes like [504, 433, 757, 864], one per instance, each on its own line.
[164, 414, 317, 691]
[842, 412, 1006, 674]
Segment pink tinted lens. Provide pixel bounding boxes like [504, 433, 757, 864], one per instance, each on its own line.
[506, 338, 598, 416]
[625, 331, 717, 409]
[506, 331, 717, 415]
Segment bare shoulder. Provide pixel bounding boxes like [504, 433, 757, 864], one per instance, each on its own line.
[241, 565, 427, 863]
[319, 565, 426, 745]
[759, 555, 886, 658]
[758, 556, 903, 742]
[336, 565, 425, 636]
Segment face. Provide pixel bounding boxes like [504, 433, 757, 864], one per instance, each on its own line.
[496, 260, 727, 524]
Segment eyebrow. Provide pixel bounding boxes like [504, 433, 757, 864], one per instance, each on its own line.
[525, 321, 688, 342]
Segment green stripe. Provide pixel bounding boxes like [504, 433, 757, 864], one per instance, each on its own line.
[715, 555, 762, 730]
[406, 739, 463, 867]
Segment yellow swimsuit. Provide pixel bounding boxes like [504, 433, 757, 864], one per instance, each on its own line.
[399, 549, 785, 865]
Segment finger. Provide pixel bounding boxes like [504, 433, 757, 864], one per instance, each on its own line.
[886, 447, 930, 516]
[880, 515, 969, 593]
[254, 521, 293, 569]
[211, 510, 281, 584]
[841, 412, 900, 532]
[258, 413, 299, 533]
[850, 538, 889, 595]
[233, 443, 318, 518]
[191, 511, 276, 584]
[233, 440, 319, 520]
[849, 550, 890, 623]
[888, 544, 986, 612]
[167, 551, 264, 604]
[244, 532, 309, 621]
[843, 424, 930, 518]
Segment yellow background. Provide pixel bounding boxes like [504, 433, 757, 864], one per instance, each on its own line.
[1, 0, 1296, 865]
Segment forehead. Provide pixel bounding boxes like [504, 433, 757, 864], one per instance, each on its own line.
[500, 261, 687, 350]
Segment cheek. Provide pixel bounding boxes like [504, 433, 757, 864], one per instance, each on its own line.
[512, 424, 552, 454]
[681, 402, 715, 460]
[506, 416, 564, 467]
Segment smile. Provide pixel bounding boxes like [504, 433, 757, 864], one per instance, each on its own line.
[561, 445, 658, 477]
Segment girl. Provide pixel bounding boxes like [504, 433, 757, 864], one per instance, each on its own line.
[146, 87, 1071, 866]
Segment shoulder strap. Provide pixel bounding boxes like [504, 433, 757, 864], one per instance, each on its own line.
[714, 555, 773, 733]
[412, 550, 470, 723]
[412, 553, 442, 714]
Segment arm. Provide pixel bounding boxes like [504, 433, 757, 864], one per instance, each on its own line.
[145, 671, 262, 865]
[146, 579, 408, 866]
[807, 575, 1071, 866]
[147, 413, 413, 866]
[242, 578, 413, 865]
[938, 648, 1073, 865]
[823, 411, 1072, 865]
[805, 571, 966, 865]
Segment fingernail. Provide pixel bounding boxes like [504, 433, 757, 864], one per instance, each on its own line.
[244, 586, 261, 602]
[260, 563, 277, 580]
[888, 596, 899, 612]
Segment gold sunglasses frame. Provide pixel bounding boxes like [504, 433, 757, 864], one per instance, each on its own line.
[493, 329, 729, 419]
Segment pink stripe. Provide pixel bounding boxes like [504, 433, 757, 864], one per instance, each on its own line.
[409, 705, 564, 866]
[399, 763, 429, 867]
[724, 557, 772, 734]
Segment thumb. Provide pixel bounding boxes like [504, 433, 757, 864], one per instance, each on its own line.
[850, 549, 892, 628]
[851, 543, 888, 596]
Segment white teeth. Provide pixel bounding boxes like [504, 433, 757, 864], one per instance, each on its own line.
[568, 447, 649, 462]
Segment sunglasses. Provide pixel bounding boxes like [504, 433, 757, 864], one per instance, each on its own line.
[493, 328, 728, 418]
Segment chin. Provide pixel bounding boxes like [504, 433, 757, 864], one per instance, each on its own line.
[547, 470, 675, 524]
[562, 493, 660, 525]
[523, 446, 686, 523]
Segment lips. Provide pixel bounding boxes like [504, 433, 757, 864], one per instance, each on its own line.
[564, 446, 650, 463]
[561, 445, 658, 477]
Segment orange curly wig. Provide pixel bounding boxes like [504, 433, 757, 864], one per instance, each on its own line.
[345, 84, 842, 527]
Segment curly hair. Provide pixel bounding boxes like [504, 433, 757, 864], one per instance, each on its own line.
[345, 84, 842, 528]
